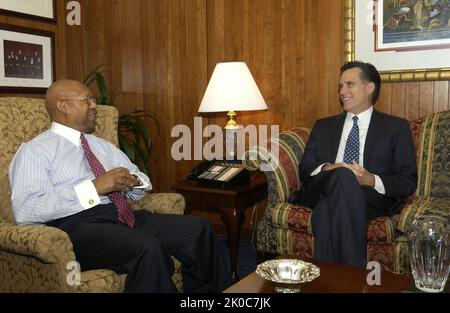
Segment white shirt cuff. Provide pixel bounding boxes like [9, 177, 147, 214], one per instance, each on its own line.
[310, 164, 328, 176]
[74, 180, 101, 209]
[373, 175, 386, 195]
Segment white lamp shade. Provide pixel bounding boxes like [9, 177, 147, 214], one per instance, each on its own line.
[198, 62, 268, 113]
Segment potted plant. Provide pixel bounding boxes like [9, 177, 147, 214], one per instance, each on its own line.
[83, 64, 160, 176]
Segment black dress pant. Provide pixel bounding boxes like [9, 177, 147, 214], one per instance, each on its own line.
[47, 203, 230, 293]
[301, 168, 399, 268]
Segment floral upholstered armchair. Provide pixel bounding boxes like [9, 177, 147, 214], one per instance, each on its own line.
[243, 110, 450, 274]
[0, 97, 185, 292]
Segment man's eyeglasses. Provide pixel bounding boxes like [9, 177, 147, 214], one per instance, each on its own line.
[61, 96, 96, 104]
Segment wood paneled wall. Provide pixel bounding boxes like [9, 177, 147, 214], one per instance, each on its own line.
[2, 0, 449, 194]
[79, 0, 208, 195]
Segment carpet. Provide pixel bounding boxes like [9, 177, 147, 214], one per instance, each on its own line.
[217, 234, 257, 279]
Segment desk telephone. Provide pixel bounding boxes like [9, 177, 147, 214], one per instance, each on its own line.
[187, 160, 250, 188]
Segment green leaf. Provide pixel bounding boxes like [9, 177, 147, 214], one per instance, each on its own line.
[125, 111, 161, 137]
[83, 64, 107, 86]
[119, 120, 141, 148]
[134, 142, 148, 165]
[95, 73, 109, 103]
[110, 88, 118, 106]
[118, 115, 153, 173]
[84, 75, 96, 87]
[118, 134, 136, 162]
[135, 157, 149, 176]
[132, 116, 152, 149]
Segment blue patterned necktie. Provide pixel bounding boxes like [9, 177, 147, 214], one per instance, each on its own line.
[343, 116, 359, 164]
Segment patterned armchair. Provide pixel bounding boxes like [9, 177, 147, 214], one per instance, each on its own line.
[243, 110, 450, 274]
[0, 97, 185, 292]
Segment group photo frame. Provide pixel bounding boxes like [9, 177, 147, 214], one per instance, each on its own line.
[344, 0, 450, 82]
[0, 24, 55, 94]
[0, 0, 56, 23]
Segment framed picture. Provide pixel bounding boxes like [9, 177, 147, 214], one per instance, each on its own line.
[0, 0, 56, 23]
[0, 24, 55, 94]
[344, 0, 450, 82]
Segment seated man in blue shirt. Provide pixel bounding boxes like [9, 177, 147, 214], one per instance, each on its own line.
[9, 79, 230, 293]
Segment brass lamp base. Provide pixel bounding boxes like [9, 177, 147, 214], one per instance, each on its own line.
[223, 110, 243, 160]
[224, 110, 240, 130]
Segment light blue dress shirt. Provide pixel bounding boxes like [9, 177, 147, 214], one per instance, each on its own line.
[9, 122, 152, 226]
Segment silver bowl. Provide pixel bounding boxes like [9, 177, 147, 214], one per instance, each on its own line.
[256, 259, 320, 284]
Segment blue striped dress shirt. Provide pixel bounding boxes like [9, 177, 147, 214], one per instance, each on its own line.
[9, 122, 152, 226]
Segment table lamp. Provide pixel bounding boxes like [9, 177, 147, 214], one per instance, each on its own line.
[198, 62, 268, 130]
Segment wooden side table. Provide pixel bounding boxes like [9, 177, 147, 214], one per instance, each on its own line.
[172, 172, 267, 282]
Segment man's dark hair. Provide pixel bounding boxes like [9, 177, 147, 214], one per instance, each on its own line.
[340, 61, 381, 105]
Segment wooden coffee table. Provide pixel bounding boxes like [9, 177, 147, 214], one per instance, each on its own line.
[224, 256, 411, 293]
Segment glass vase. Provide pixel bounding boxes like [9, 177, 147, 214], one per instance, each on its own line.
[407, 215, 450, 293]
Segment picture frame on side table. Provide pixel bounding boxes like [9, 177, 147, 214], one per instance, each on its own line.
[343, 0, 450, 82]
[0, 24, 55, 94]
[0, 0, 56, 23]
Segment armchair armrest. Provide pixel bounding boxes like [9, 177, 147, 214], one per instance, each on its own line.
[0, 221, 76, 264]
[131, 193, 185, 215]
[242, 127, 310, 205]
[397, 196, 450, 233]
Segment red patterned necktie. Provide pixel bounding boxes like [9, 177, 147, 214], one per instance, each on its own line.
[80, 133, 135, 228]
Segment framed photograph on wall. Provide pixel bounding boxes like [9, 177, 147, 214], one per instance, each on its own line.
[0, 24, 55, 94]
[343, 0, 450, 82]
[0, 0, 56, 23]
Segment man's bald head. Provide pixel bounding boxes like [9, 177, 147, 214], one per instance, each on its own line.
[45, 79, 97, 133]
[45, 79, 88, 119]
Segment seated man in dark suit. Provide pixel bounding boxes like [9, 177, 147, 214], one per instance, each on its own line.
[290, 61, 417, 267]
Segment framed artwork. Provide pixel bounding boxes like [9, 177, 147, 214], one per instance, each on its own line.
[344, 0, 450, 82]
[0, 24, 55, 94]
[0, 0, 56, 23]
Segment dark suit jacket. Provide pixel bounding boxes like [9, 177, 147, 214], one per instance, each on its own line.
[300, 109, 417, 200]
